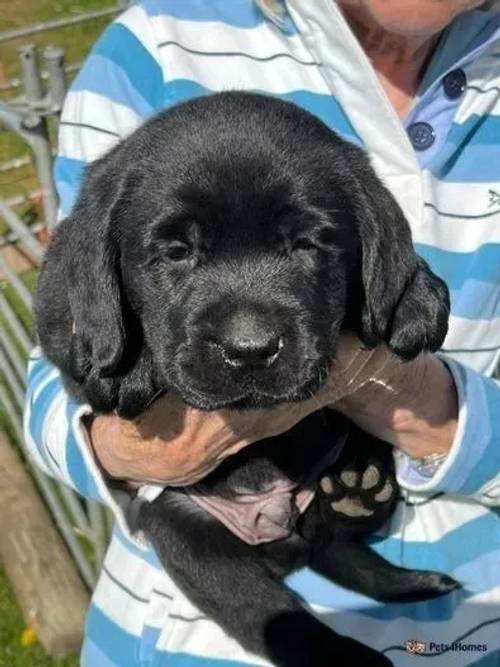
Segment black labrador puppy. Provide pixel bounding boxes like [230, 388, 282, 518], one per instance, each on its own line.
[36, 92, 458, 667]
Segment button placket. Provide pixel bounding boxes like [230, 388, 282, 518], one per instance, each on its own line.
[284, 0, 424, 228]
[406, 67, 467, 160]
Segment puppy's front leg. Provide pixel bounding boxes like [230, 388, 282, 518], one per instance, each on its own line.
[138, 489, 392, 667]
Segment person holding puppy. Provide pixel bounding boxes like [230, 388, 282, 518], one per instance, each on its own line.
[25, 1, 500, 665]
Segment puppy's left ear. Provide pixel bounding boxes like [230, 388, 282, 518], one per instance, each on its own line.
[36, 154, 129, 411]
[345, 147, 449, 360]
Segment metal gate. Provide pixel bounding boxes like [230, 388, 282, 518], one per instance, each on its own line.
[0, 3, 129, 588]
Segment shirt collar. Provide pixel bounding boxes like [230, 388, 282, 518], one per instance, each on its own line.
[421, 8, 500, 93]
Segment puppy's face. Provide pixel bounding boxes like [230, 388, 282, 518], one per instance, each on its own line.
[36, 92, 449, 417]
[121, 157, 357, 410]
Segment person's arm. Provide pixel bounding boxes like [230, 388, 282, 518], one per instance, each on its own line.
[332, 349, 458, 458]
[332, 341, 500, 506]
[395, 357, 500, 504]
[85, 393, 312, 487]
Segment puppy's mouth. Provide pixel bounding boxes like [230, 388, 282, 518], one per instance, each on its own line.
[169, 361, 330, 411]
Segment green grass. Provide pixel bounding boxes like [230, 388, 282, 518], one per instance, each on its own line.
[0, 566, 79, 667]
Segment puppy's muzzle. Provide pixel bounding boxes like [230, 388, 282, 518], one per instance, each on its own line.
[212, 308, 285, 370]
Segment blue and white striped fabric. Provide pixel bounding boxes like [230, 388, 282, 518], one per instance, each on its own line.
[24, 1, 500, 665]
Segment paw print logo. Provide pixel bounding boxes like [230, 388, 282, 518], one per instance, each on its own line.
[405, 639, 426, 654]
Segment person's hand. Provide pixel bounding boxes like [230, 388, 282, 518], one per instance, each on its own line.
[326, 334, 458, 459]
[87, 333, 458, 488]
[86, 337, 380, 487]
[87, 392, 314, 487]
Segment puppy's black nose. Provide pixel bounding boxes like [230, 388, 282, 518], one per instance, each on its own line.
[217, 310, 284, 369]
[221, 333, 283, 368]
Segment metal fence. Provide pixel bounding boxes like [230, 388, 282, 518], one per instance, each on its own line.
[0, 6, 130, 588]
[0, 5, 128, 45]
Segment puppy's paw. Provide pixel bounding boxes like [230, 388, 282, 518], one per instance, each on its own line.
[388, 258, 450, 360]
[320, 460, 395, 517]
[318, 448, 397, 538]
[371, 570, 461, 604]
[392, 571, 461, 603]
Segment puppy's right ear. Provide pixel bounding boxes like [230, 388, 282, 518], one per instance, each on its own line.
[341, 143, 449, 360]
[36, 156, 129, 410]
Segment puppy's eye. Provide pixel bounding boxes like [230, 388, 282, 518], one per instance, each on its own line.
[318, 227, 338, 246]
[291, 227, 337, 253]
[292, 238, 317, 252]
[164, 240, 192, 261]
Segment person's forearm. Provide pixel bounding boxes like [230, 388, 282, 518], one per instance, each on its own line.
[86, 395, 241, 485]
[86, 391, 313, 486]
[86, 339, 459, 486]
[333, 354, 458, 460]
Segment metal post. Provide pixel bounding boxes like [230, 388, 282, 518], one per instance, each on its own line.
[0, 326, 27, 381]
[0, 291, 33, 355]
[24, 118, 59, 229]
[58, 485, 92, 539]
[0, 103, 59, 231]
[17, 44, 44, 105]
[16, 46, 59, 229]
[0, 197, 44, 262]
[0, 347, 24, 410]
[0, 254, 33, 312]
[43, 45, 66, 114]
[0, 347, 25, 408]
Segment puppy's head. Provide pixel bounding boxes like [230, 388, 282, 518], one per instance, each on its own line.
[36, 92, 449, 416]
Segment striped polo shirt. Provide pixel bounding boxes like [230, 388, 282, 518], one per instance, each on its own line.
[24, 1, 500, 666]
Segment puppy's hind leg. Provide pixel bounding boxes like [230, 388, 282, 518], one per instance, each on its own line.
[312, 541, 460, 603]
[138, 490, 392, 667]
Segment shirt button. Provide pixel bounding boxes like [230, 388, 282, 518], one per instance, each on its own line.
[407, 122, 436, 151]
[443, 68, 467, 99]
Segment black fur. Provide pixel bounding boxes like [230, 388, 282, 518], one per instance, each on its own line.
[36, 92, 455, 666]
